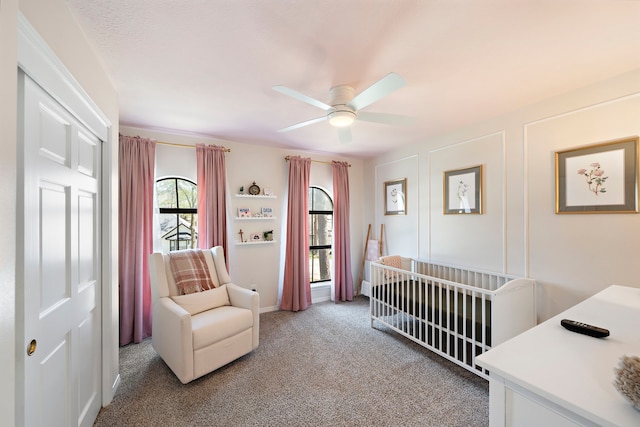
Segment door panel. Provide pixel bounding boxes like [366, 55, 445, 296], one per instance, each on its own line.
[39, 182, 69, 312]
[40, 338, 71, 425]
[20, 71, 102, 427]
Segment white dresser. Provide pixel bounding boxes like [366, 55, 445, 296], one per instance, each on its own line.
[476, 285, 640, 427]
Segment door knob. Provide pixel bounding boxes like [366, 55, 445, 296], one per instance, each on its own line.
[27, 339, 36, 356]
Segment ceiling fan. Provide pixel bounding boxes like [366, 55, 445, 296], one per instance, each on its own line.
[273, 72, 415, 143]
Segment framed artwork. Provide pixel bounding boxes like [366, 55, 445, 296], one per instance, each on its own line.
[555, 137, 638, 214]
[443, 165, 483, 214]
[237, 207, 251, 218]
[250, 233, 262, 241]
[384, 178, 407, 215]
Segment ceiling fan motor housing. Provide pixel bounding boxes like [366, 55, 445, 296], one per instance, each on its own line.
[328, 85, 357, 126]
[330, 85, 356, 109]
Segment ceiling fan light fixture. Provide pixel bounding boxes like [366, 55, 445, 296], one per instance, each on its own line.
[328, 110, 356, 127]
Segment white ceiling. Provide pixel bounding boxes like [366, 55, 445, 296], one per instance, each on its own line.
[67, 0, 640, 158]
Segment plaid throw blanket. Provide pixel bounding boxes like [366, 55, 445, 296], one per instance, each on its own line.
[169, 249, 215, 295]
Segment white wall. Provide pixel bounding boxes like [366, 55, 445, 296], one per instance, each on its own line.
[121, 126, 364, 311]
[429, 132, 506, 270]
[365, 68, 640, 322]
[1, 1, 120, 422]
[374, 155, 419, 256]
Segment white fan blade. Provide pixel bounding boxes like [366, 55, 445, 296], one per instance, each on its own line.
[273, 85, 332, 111]
[348, 72, 406, 111]
[357, 111, 416, 126]
[277, 116, 328, 132]
[337, 127, 352, 144]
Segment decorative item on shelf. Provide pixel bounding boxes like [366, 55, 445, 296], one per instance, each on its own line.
[614, 355, 640, 410]
[250, 233, 262, 241]
[239, 186, 244, 194]
[263, 230, 273, 241]
[248, 181, 261, 195]
[237, 207, 251, 218]
[263, 187, 274, 196]
[261, 207, 273, 217]
[238, 229, 245, 242]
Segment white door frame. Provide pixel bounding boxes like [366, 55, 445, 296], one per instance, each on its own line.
[16, 13, 116, 422]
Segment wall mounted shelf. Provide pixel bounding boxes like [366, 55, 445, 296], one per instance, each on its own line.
[233, 186, 278, 247]
[234, 217, 277, 221]
[234, 194, 276, 199]
[235, 240, 277, 246]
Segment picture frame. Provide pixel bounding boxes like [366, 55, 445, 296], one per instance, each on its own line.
[250, 233, 262, 241]
[261, 207, 273, 217]
[443, 165, 483, 214]
[555, 137, 638, 214]
[384, 178, 407, 215]
[237, 207, 251, 218]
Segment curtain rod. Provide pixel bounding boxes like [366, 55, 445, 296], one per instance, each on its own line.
[284, 155, 350, 167]
[156, 140, 231, 152]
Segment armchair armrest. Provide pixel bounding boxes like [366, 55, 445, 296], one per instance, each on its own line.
[152, 297, 194, 384]
[226, 283, 258, 310]
[226, 283, 259, 349]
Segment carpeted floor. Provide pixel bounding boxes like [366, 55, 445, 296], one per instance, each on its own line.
[94, 296, 488, 426]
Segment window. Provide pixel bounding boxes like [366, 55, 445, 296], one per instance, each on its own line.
[156, 177, 198, 252]
[309, 187, 333, 283]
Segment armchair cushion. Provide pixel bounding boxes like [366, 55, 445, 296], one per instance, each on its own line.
[170, 284, 230, 315]
[191, 306, 253, 350]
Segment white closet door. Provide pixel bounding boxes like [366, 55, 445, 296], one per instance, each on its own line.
[19, 72, 102, 427]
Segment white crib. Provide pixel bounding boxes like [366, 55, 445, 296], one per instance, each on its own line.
[370, 258, 537, 379]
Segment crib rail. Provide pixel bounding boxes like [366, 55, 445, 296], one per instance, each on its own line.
[412, 259, 518, 291]
[369, 260, 532, 380]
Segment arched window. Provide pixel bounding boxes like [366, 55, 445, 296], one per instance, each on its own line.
[308, 186, 333, 283]
[156, 177, 198, 252]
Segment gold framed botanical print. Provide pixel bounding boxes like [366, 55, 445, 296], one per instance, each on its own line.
[555, 137, 638, 214]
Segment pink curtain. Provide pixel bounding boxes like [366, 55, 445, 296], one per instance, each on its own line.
[280, 156, 312, 311]
[196, 144, 228, 262]
[119, 135, 155, 345]
[332, 161, 354, 301]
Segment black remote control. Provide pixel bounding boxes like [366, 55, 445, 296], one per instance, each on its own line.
[560, 319, 609, 338]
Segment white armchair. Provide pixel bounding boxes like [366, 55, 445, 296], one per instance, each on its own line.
[149, 246, 259, 384]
